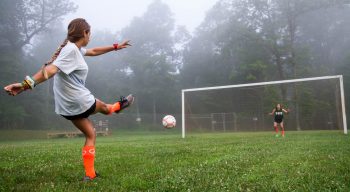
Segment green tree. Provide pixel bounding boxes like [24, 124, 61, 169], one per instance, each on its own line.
[0, 0, 76, 129]
[118, 0, 179, 127]
[0, 0, 77, 50]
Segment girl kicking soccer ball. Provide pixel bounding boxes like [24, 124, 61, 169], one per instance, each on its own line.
[4, 18, 134, 181]
[269, 104, 289, 137]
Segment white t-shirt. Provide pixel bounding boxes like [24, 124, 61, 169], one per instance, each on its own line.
[52, 41, 95, 116]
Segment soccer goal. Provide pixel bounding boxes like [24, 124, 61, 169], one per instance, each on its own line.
[181, 75, 347, 138]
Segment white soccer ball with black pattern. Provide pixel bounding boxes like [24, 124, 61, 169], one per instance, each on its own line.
[162, 115, 176, 128]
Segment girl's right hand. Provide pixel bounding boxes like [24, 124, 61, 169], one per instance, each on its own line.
[4, 83, 24, 96]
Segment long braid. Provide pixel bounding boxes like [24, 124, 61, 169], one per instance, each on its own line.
[42, 18, 90, 79]
[41, 39, 68, 79]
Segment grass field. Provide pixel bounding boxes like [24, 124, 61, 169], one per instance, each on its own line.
[0, 130, 349, 191]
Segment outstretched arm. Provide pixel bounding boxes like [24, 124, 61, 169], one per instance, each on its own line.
[4, 64, 59, 96]
[269, 108, 276, 115]
[282, 108, 290, 114]
[85, 40, 131, 56]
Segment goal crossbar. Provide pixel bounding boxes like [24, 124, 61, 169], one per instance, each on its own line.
[181, 75, 348, 138]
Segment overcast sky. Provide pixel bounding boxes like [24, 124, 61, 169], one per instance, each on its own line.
[64, 0, 219, 33]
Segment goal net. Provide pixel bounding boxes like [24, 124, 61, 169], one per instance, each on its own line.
[181, 75, 347, 138]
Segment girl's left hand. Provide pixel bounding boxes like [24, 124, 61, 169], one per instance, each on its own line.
[117, 40, 131, 50]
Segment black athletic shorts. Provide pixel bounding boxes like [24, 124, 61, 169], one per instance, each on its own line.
[274, 118, 283, 124]
[61, 100, 96, 120]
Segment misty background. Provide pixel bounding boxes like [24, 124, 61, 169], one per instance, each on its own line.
[1, 0, 350, 133]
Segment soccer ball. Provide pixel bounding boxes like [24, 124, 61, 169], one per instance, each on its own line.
[162, 115, 176, 128]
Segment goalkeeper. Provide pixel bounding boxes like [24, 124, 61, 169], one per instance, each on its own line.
[269, 104, 289, 137]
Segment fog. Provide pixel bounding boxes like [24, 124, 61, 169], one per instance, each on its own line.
[1, 0, 350, 138]
[64, 0, 219, 33]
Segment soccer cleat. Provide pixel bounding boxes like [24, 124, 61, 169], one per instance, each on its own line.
[82, 176, 93, 182]
[115, 94, 134, 113]
[82, 172, 100, 182]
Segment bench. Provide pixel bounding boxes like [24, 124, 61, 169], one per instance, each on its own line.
[47, 130, 111, 139]
[47, 120, 111, 139]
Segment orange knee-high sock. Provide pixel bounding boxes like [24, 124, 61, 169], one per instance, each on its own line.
[274, 126, 279, 134]
[82, 146, 96, 178]
[108, 102, 121, 114]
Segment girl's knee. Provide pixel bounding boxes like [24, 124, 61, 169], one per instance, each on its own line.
[86, 132, 96, 141]
[95, 99, 109, 114]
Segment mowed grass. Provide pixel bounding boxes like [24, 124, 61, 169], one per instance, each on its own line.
[0, 130, 349, 191]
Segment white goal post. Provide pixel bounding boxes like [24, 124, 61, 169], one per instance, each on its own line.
[181, 75, 348, 138]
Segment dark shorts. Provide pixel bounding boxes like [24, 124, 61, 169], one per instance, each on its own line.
[274, 118, 283, 124]
[61, 100, 96, 120]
